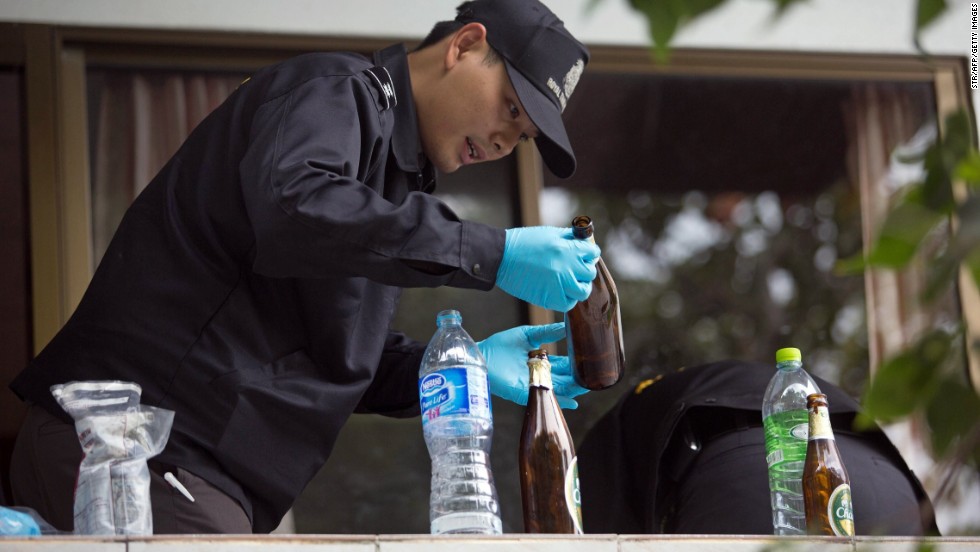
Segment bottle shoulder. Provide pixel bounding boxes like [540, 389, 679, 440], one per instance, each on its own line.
[763, 368, 822, 411]
[421, 328, 485, 372]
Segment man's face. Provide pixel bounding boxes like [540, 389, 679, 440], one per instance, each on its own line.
[418, 35, 540, 174]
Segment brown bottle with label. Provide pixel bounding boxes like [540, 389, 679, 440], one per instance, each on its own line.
[565, 215, 625, 390]
[803, 393, 855, 536]
[519, 349, 583, 533]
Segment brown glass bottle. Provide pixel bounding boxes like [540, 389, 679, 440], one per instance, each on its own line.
[519, 349, 583, 533]
[565, 215, 625, 390]
[802, 393, 855, 536]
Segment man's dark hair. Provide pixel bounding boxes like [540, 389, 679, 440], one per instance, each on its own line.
[416, 20, 463, 50]
[415, 1, 501, 65]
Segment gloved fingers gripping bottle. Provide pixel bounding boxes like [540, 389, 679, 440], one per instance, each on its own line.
[565, 215, 626, 390]
[418, 309, 502, 535]
[762, 347, 822, 535]
[496, 226, 601, 313]
[519, 349, 583, 533]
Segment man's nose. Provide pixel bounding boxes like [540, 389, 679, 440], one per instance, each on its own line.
[491, 133, 519, 159]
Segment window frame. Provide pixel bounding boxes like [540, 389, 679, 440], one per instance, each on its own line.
[12, 23, 976, 388]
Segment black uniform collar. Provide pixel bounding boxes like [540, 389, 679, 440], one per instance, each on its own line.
[374, 44, 436, 192]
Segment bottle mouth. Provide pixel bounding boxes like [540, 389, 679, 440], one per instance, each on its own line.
[437, 309, 462, 327]
[571, 215, 594, 240]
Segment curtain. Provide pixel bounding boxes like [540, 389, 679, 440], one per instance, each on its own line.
[846, 82, 975, 533]
[846, 83, 948, 372]
[88, 70, 243, 265]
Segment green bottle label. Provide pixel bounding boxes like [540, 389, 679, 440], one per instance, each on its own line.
[829, 484, 855, 536]
[565, 456, 583, 534]
[763, 410, 809, 468]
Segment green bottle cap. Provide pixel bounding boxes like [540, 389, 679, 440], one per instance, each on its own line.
[776, 347, 802, 363]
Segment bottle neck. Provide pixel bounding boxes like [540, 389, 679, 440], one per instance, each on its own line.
[572, 228, 596, 245]
[776, 360, 802, 371]
[528, 358, 553, 390]
[808, 404, 835, 440]
[435, 309, 462, 329]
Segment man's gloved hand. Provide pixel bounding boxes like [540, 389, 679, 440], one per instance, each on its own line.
[477, 322, 588, 409]
[496, 226, 601, 312]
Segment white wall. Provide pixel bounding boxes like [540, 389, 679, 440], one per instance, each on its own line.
[0, 0, 969, 57]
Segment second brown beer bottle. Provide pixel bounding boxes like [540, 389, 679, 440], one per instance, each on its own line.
[565, 215, 625, 390]
[519, 349, 583, 533]
[802, 393, 855, 536]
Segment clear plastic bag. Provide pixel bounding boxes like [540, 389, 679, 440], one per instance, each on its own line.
[51, 381, 174, 535]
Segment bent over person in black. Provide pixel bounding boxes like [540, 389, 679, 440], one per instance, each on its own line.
[8, 0, 598, 533]
[578, 361, 939, 535]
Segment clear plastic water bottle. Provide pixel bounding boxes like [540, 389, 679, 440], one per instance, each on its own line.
[418, 309, 502, 535]
[762, 347, 822, 535]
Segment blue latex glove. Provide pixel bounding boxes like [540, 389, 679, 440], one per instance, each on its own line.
[0, 506, 41, 536]
[477, 322, 588, 409]
[496, 226, 601, 312]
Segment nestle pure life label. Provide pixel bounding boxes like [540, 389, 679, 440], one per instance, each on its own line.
[419, 366, 491, 425]
[828, 484, 855, 536]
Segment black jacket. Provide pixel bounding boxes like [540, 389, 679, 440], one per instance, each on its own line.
[11, 44, 505, 532]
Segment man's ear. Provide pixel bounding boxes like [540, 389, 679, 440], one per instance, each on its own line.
[445, 22, 488, 68]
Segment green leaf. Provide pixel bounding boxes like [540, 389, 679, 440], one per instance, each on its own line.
[683, 0, 727, 18]
[919, 143, 955, 212]
[864, 200, 946, 268]
[916, 0, 948, 33]
[925, 196, 980, 297]
[925, 376, 980, 460]
[921, 253, 959, 303]
[967, 242, 980, 291]
[942, 110, 974, 163]
[952, 196, 980, 254]
[771, 0, 807, 16]
[835, 252, 867, 275]
[955, 151, 980, 186]
[860, 332, 950, 424]
[628, 0, 727, 63]
[629, 0, 679, 63]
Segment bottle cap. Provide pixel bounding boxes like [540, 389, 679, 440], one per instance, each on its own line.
[775, 347, 801, 363]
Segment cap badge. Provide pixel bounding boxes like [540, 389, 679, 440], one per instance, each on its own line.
[546, 58, 585, 112]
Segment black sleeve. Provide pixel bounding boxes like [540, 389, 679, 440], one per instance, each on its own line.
[354, 331, 424, 418]
[238, 73, 504, 290]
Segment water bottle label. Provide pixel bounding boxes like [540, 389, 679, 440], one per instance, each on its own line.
[763, 410, 809, 468]
[565, 456, 584, 534]
[829, 484, 855, 536]
[419, 367, 491, 424]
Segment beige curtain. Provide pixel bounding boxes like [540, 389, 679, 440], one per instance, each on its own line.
[90, 71, 243, 264]
[845, 83, 953, 372]
[846, 83, 976, 532]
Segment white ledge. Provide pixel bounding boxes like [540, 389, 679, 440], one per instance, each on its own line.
[1, 534, 980, 552]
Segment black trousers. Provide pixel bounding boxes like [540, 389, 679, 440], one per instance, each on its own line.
[9, 404, 252, 534]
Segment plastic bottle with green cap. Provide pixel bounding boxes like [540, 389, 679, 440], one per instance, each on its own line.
[761, 347, 822, 535]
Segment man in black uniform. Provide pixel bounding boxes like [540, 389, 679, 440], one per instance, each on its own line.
[9, 0, 596, 534]
[578, 361, 939, 535]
